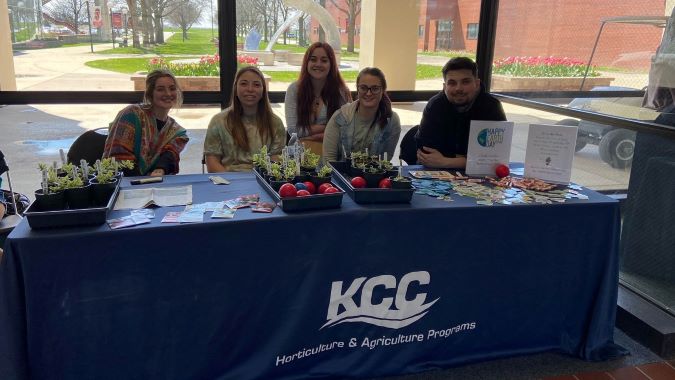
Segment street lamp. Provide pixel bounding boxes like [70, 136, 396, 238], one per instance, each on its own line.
[122, 8, 128, 47]
[107, 1, 114, 48]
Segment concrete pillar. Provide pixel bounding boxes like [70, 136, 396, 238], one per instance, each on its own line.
[0, 0, 18, 90]
[359, 0, 418, 91]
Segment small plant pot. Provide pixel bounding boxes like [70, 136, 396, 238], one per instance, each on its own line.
[89, 178, 118, 207]
[34, 189, 66, 211]
[363, 171, 386, 188]
[269, 179, 289, 191]
[386, 168, 399, 178]
[311, 175, 332, 188]
[290, 174, 308, 183]
[65, 184, 92, 209]
[390, 176, 412, 189]
[350, 166, 365, 178]
[300, 166, 316, 175]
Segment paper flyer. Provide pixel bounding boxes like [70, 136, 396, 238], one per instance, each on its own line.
[466, 120, 514, 176]
[524, 123, 578, 184]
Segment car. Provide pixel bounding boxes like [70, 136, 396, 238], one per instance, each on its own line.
[556, 15, 668, 169]
[559, 86, 659, 169]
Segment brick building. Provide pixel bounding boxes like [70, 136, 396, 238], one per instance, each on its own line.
[313, 0, 666, 69]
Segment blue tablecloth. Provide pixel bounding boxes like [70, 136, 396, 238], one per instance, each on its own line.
[0, 172, 626, 379]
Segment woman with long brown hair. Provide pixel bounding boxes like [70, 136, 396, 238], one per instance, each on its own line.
[284, 42, 352, 142]
[204, 66, 286, 172]
[104, 69, 189, 176]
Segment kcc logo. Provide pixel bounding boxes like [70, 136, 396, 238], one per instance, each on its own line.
[322, 271, 439, 330]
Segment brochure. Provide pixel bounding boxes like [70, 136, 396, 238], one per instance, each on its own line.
[466, 120, 514, 176]
[524, 123, 578, 184]
[114, 185, 193, 210]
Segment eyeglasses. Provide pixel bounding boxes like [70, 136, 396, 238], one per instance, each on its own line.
[357, 85, 382, 94]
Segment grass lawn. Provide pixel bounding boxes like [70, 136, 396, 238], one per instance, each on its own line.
[85, 55, 443, 82]
[96, 28, 217, 55]
[95, 29, 360, 58]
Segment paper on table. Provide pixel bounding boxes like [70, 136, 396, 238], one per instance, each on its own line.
[465, 120, 514, 176]
[114, 185, 193, 210]
[524, 123, 577, 184]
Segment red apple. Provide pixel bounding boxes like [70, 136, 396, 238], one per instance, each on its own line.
[351, 176, 367, 188]
[318, 183, 334, 194]
[378, 178, 392, 188]
[296, 189, 311, 197]
[495, 164, 510, 178]
[278, 183, 297, 198]
[303, 181, 316, 194]
[324, 187, 340, 194]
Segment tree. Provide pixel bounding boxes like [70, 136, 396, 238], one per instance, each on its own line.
[318, 0, 325, 42]
[167, 0, 203, 40]
[46, 0, 88, 32]
[330, 0, 360, 52]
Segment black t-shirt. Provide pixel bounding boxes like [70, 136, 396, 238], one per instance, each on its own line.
[416, 89, 506, 158]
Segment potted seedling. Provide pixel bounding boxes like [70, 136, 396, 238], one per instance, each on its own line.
[89, 160, 120, 207]
[268, 162, 288, 191]
[390, 164, 412, 189]
[363, 165, 386, 188]
[59, 167, 91, 209]
[311, 164, 333, 187]
[35, 163, 66, 211]
[300, 148, 320, 174]
[252, 145, 269, 175]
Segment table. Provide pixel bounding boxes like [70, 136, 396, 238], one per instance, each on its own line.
[0, 172, 626, 380]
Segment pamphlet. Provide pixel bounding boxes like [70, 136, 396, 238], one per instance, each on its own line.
[466, 120, 514, 176]
[178, 209, 204, 223]
[524, 123, 578, 184]
[161, 212, 181, 223]
[224, 194, 260, 209]
[251, 202, 276, 213]
[114, 185, 193, 210]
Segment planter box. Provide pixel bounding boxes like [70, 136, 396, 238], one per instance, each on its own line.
[491, 75, 614, 91]
[131, 72, 270, 91]
[241, 50, 275, 66]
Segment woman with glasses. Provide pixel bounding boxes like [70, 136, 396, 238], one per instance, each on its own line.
[322, 67, 401, 161]
[204, 66, 286, 172]
[104, 69, 189, 176]
[284, 42, 351, 142]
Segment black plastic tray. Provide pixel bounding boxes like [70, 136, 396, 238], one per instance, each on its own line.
[254, 170, 344, 212]
[24, 183, 120, 229]
[329, 161, 414, 204]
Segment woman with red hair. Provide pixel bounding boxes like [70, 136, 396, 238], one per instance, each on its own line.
[284, 42, 351, 142]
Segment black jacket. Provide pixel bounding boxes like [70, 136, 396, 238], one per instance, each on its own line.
[416, 88, 506, 158]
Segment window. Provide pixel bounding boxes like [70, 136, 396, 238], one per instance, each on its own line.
[467, 23, 478, 40]
[418, 25, 425, 37]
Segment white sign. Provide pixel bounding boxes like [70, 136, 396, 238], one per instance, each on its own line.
[465, 120, 514, 176]
[524, 123, 578, 183]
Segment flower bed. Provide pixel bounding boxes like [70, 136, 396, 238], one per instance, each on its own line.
[131, 54, 268, 91]
[491, 56, 613, 91]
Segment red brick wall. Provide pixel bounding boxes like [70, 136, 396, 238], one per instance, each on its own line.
[492, 0, 665, 69]
[309, 1, 361, 46]
[308, 0, 665, 70]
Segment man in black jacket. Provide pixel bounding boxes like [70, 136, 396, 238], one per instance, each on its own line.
[416, 57, 506, 168]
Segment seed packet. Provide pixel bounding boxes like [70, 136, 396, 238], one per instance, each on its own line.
[212, 208, 236, 219]
[224, 194, 260, 209]
[161, 212, 182, 223]
[251, 202, 276, 213]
